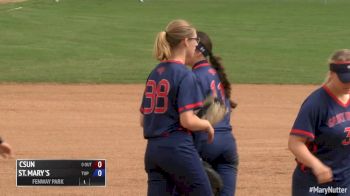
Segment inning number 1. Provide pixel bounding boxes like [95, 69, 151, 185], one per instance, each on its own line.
[143, 79, 170, 114]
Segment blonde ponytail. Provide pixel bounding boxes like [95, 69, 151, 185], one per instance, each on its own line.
[153, 31, 171, 61]
[152, 19, 196, 61]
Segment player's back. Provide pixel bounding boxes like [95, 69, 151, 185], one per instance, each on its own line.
[141, 60, 200, 138]
[192, 60, 232, 132]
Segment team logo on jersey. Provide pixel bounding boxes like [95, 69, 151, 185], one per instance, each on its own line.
[327, 112, 350, 128]
[208, 68, 216, 76]
[157, 66, 166, 75]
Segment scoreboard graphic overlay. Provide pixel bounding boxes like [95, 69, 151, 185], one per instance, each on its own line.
[16, 159, 106, 186]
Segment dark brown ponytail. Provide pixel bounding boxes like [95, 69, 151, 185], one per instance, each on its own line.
[197, 31, 237, 109]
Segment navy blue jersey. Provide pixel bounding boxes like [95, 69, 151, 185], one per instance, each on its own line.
[192, 60, 232, 132]
[290, 85, 350, 181]
[140, 60, 204, 138]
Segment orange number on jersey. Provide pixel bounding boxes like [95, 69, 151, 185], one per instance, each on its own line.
[210, 80, 225, 102]
[210, 80, 217, 97]
[342, 127, 350, 145]
[144, 79, 170, 114]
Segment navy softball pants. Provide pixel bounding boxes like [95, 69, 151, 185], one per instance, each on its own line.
[194, 131, 239, 196]
[145, 131, 213, 196]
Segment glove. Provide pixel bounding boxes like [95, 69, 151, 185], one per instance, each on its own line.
[202, 160, 223, 195]
[195, 95, 227, 126]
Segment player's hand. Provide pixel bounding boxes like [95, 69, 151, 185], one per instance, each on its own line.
[312, 163, 333, 184]
[0, 142, 13, 159]
[206, 121, 215, 144]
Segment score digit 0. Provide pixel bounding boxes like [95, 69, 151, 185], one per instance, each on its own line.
[92, 160, 105, 178]
[93, 160, 105, 169]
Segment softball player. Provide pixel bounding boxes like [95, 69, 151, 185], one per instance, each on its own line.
[289, 49, 350, 195]
[187, 31, 239, 196]
[140, 20, 214, 196]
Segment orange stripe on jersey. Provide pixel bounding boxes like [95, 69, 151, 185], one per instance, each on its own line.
[290, 129, 315, 139]
[161, 60, 184, 64]
[178, 102, 203, 113]
[193, 63, 210, 70]
[323, 85, 350, 108]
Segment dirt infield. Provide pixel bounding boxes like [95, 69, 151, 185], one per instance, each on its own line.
[0, 84, 317, 195]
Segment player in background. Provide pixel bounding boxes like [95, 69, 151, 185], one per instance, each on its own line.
[289, 49, 350, 195]
[186, 31, 239, 196]
[0, 136, 13, 158]
[139, 19, 214, 196]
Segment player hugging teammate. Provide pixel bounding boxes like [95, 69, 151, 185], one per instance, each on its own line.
[139, 19, 240, 195]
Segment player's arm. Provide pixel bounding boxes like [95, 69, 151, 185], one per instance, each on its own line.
[0, 137, 13, 158]
[288, 135, 332, 184]
[180, 110, 214, 143]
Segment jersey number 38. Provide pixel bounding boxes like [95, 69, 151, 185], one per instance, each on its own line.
[143, 79, 170, 114]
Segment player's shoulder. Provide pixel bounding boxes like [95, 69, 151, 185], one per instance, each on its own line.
[159, 61, 189, 72]
[192, 61, 212, 72]
[307, 86, 328, 100]
[192, 62, 216, 79]
[301, 86, 328, 109]
[150, 61, 190, 78]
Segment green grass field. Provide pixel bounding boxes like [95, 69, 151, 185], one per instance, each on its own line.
[0, 0, 349, 84]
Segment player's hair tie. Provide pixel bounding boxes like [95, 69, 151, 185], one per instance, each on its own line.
[196, 42, 210, 57]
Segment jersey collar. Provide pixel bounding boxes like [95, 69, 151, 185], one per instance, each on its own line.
[192, 60, 210, 70]
[322, 85, 350, 108]
[161, 60, 184, 65]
